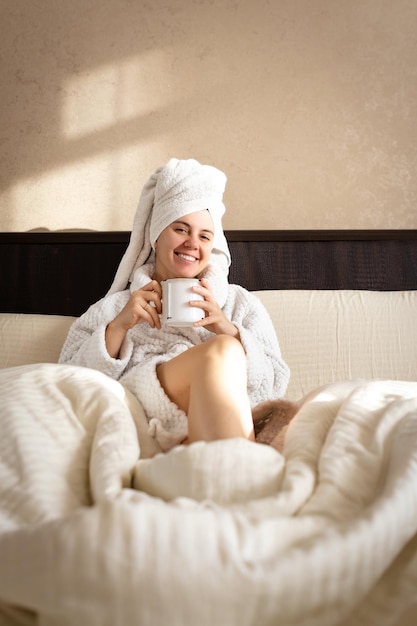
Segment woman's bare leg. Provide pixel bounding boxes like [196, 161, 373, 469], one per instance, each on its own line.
[156, 335, 255, 443]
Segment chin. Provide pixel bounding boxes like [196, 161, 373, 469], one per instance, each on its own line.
[181, 270, 200, 279]
[175, 264, 202, 278]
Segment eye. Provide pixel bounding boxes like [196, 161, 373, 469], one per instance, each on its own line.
[175, 227, 188, 234]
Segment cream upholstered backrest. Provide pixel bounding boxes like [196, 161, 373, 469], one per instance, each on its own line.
[255, 290, 417, 401]
[1, 290, 416, 402]
[0, 314, 75, 370]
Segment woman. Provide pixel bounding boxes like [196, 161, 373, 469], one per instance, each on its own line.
[59, 158, 290, 451]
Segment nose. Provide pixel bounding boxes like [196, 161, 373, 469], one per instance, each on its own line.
[184, 231, 198, 248]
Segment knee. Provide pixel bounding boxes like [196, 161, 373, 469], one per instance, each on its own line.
[205, 334, 246, 367]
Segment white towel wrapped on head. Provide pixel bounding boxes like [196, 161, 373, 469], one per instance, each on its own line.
[107, 158, 231, 296]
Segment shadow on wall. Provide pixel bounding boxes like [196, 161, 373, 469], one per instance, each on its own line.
[2, 0, 417, 231]
[1, 0, 181, 182]
[2, 0, 258, 229]
[3, 0, 272, 184]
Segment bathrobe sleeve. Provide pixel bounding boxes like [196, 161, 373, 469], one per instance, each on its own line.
[58, 291, 135, 380]
[226, 286, 290, 403]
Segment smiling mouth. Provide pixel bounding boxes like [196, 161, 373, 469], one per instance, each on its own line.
[176, 252, 198, 262]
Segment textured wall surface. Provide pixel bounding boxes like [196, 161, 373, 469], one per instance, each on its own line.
[1, 0, 417, 231]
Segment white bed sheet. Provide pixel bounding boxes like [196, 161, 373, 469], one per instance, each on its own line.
[0, 363, 417, 626]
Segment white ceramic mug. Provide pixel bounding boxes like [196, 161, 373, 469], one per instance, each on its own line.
[160, 278, 204, 327]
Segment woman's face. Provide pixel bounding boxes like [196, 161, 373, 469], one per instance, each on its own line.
[154, 209, 215, 281]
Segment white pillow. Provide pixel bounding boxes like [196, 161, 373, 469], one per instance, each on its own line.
[134, 438, 284, 505]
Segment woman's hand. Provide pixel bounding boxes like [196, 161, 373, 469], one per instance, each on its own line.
[113, 280, 162, 330]
[190, 278, 240, 338]
[105, 280, 162, 358]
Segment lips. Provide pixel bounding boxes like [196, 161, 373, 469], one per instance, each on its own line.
[176, 252, 198, 262]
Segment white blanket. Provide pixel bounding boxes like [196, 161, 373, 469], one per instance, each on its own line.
[1, 364, 417, 626]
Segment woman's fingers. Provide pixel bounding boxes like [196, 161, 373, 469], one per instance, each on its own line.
[142, 300, 161, 329]
[120, 281, 162, 329]
[138, 280, 162, 312]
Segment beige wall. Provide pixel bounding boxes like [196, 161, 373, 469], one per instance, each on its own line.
[1, 0, 417, 232]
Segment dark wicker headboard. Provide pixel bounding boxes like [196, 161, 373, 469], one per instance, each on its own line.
[1, 230, 416, 317]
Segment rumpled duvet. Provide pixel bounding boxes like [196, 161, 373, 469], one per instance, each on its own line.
[1, 363, 417, 626]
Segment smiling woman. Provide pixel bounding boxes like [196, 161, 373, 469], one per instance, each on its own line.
[59, 158, 290, 451]
[153, 211, 215, 281]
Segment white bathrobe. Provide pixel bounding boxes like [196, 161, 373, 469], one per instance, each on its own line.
[59, 264, 290, 451]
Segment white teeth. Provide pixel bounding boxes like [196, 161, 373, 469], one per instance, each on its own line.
[177, 253, 196, 262]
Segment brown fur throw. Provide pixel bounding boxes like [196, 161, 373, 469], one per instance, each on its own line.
[252, 398, 301, 453]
